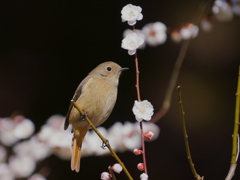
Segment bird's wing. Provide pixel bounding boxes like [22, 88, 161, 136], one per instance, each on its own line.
[64, 93, 80, 130]
[64, 76, 91, 130]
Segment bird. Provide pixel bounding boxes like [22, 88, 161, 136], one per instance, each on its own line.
[64, 61, 128, 172]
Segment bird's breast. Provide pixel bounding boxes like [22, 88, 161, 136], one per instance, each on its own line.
[70, 78, 117, 128]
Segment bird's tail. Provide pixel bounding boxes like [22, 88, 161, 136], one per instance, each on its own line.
[71, 127, 88, 172]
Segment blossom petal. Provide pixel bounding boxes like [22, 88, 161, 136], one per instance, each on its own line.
[132, 100, 154, 122]
[128, 49, 136, 55]
[121, 4, 143, 26]
[128, 20, 137, 26]
[121, 32, 144, 55]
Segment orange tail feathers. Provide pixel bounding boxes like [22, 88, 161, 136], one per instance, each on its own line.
[71, 138, 81, 172]
[71, 127, 88, 172]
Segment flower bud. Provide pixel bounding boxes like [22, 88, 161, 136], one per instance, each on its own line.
[111, 163, 122, 174]
[144, 131, 154, 140]
[101, 172, 111, 180]
[133, 148, 142, 155]
[171, 29, 181, 43]
[201, 18, 212, 32]
[137, 163, 145, 171]
[140, 173, 149, 180]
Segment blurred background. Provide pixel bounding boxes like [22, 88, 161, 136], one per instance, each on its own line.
[0, 0, 239, 179]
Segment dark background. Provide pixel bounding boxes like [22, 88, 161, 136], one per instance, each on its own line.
[0, 0, 240, 179]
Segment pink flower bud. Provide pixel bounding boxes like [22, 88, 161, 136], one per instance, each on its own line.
[111, 163, 122, 174]
[133, 148, 142, 155]
[144, 131, 154, 140]
[201, 18, 212, 32]
[101, 172, 111, 180]
[171, 29, 181, 43]
[137, 163, 145, 171]
[140, 173, 149, 180]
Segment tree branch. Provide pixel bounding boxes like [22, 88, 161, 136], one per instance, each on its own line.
[225, 66, 240, 180]
[177, 86, 203, 180]
[71, 100, 133, 180]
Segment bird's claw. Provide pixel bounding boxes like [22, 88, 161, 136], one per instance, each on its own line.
[80, 111, 88, 121]
[101, 140, 109, 149]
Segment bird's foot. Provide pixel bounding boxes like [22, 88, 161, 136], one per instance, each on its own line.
[101, 140, 109, 149]
[80, 111, 88, 121]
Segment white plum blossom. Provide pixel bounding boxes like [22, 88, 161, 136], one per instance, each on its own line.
[201, 18, 213, 32]
[39, 119, 155, 159]
[81, 130, 102, 157]
[82, 126, 109, 156]
[141, 122, 160, 141]
[0, 163, 14, 180]
[37, 115, 72, 148]
[124, 121, 160, 148]
[37, 115, 72, 159]
[121, 32, 144, 55]
[123, 29, 146, 49]
[212, 0, 233, 21]
[0, 146, 6, 162]
[140, 173, 149, 180]
[231, 0, 240, 15]
[13, 137, 51, 161]
[112, 163, 123, 174]
[0, 114, 160, 178]
[108, 121, 140, 151]
[45, 114, 66, 129]
[171, 29, 182, 43]
[0, 113, 159, 179]
[28, 137, 52, 160]
[0, 116, 35, 146]
[101, 172, 111, 180]
[122, 127, 141, 149]
[142, 22, 167, 46]
[52, 146, 72, 160]
[9, 155, 36, 178]
[0, 118, 19, 146]
[121, 4, 143, 26]
[0, 131, 18, 147]
[27, 173, 46, 180]
[48, 128, 71, 148]
[78, 121, 159, 157]
[107, 122, 125, 151]
[180, 23, 199, 40]
[132, 100, 154, 122]
[122, 121, 141, 150]
[13, 118, 35, 139]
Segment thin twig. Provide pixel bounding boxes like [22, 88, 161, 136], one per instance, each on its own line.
[135, 54, 141, 102]
[133, 25, 141, 103]
[135, 53, 148, 174]
[108, 166, 117, 180]
[140, 121, 147, 174]
[133, 25, 148, 175]
[38, 167, 50, 179]
[237, 135, 240, 162]
[225, 66, 240, 180]
[177, 86, 203, 180]
[71, 100, 133, 180]
[150, 1, 214, 123]
[150, 40, 190, 123]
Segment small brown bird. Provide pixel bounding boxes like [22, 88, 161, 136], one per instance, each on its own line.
[64, 61, 128, 172]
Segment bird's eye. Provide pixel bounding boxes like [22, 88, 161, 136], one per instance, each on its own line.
[106, 67, 112, 71]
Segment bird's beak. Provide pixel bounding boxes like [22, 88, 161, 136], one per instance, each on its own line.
[119, 67, 129, 71]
